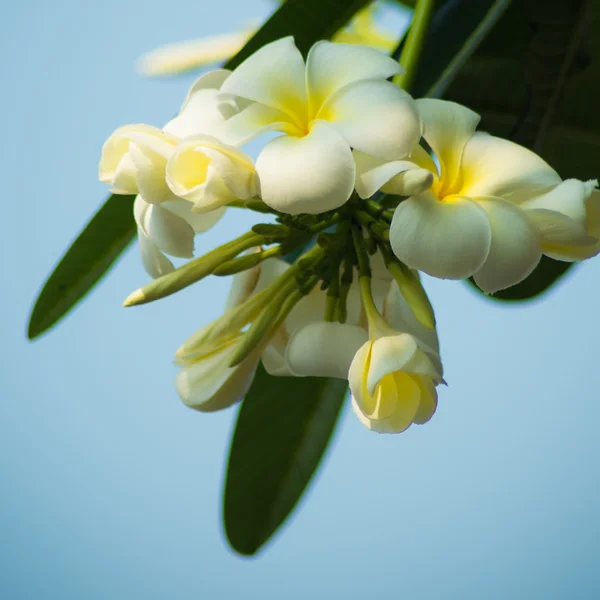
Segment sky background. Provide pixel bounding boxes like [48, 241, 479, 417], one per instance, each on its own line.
[1, 1, 599, 598]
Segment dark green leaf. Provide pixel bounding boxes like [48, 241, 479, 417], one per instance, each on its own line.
[410, 0, 512, 97]
[224, 364, 348, 556]
[28, 195, 136, 339]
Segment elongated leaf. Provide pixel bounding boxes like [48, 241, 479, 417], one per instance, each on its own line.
[28, 195, 136, 339]
[224, 364, 348, 555]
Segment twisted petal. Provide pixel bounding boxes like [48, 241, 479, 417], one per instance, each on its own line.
[472, 197, 542, 294]
[219, 37, 307, 123]
[322, 80, 421, 160]
[306, 40, 402, 113]
[353, 152, 433, 198]
[521, 179, 598, 251]
[166, 135, 257, 211]
[256, 121, 355, 214]
[351, 374, 437, 433]
[416, 99, 480, 191]
[390, 192, 492, 279]
[164, 69, 235, 138]
[460, 132, 562, 201]
[161, 199, 225, 233]
[134, 196, 194, 261]
[286, 322, 368, 379]
[176, 343, 259, 412]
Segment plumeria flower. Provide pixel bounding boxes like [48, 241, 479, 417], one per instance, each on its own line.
[175, 257, 268, 412]
[137, 3, 398, 77]
[369, 99, 600, 293]
[218, 37, 421, 214]
[349, 277, 442, 434]
[166, 135, 258, 213]
[99, 70, 255, 278]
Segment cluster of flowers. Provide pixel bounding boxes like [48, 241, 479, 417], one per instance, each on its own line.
[100, 38, 600, 433]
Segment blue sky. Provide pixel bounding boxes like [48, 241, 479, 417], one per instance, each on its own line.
[1, 1, 599, 598]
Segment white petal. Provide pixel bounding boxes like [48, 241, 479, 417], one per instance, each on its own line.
[412, 378, 438, 425]
[127, 142, 178, 205]
[322, 80, 421, 160]
[306, 41, 402, 114]
[256, 121, 355, 214]
[416, 99, 480, 191]
[460, 132, 561, 200]
[540, 189, 600, 260]
[137, 34, 248, 76]
[219, 37, 307, 123]
[286, 322, 368, 379]
[161, 199, 225, 233]
[390, 192, 492, 279]
[176, 345, 259, 412]
[353, 151, 433, 199]
[473, 197, 542, 294]
[133, 196, 175, 278]
[135, 196, 194, 259]
[521, 179, 597, 249]
[367, 334, 419, 396]
[218, 102, 299, 145]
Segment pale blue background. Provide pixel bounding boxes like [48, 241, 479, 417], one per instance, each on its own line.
[1, 1, 599, 598]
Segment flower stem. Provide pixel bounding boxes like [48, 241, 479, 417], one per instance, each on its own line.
[393, 0, 435, 91]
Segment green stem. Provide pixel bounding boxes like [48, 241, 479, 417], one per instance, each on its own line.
[393, 0, 435, 91]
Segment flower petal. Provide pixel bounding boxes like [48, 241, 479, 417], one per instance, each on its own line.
[133, 196, 175, 278]
[353, 151, 433, 199]
[416, 99, 480, 191]
[164, 69, 236, 138]
[176, 345, 259, 412]
[390, 192, 492, 279]
[412, 377, 438, 425]
[521, 179, 597, 251]
[539, 189, 600, 261]
[322, 80, 421, 160]
[306, 40, 402, 114]
[460, 132, 562, 200]
[134, 195, 194, 259]
[160, 199, 225, 233]
[219, 37, 307, 123]
[218, 102, 298, 146]
[256, 121, 355, 214]
[286, 322, 368, 379]
[473, 197, 542, 294]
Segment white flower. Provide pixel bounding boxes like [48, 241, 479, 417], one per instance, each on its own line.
[166, 135, 258, 213]
[348, 324, 441, 434]
[218, 37, 421, 214]
[175, 256, 280, 412]
[357, 99, 599, 293]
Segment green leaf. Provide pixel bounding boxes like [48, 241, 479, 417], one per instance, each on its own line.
[28, 195, 136, 339]
[224, 364, 348, 555]
[441, 0, 595, 301]
[409, 0, 512, 98]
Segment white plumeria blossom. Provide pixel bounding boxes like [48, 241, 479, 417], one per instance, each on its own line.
[166, 135, 258, 213]
[99, 70, 252, 278]
[348, 322, 441, 434]
[218, 37, 421, 214]
[351, 99, 600, 294]
[175, 256, 275, 412]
